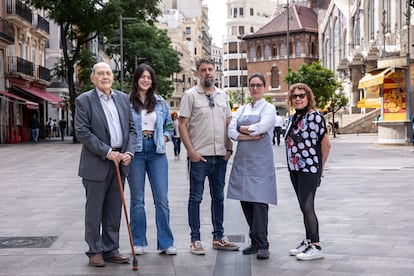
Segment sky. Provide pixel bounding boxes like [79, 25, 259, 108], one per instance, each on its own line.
[203, 0, 227, 46]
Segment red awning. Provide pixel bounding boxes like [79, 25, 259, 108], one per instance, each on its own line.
[0, 90, 39, 110]
[17, 85, 62, 104]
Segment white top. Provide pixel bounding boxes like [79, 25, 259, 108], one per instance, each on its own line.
[97, 89, 123, 148]
[141, 109, 156, 131]
[274, 114, 284, 127]
[228, 99, 276, 140]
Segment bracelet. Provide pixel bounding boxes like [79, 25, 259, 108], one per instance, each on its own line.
[227, 149, 233, 155]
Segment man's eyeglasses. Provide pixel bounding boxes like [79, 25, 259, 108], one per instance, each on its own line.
[249, 83, 264, 89]
[291, 93, 307, 99]
[206, 94, 214, 107]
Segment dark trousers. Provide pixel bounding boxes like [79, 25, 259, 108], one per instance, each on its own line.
[290, 171, 320, 243]
[273, 127, 282, 145]
[172, 137, 181, 156]
[83, 166, 123, 258]
[241, 201, 269, 249]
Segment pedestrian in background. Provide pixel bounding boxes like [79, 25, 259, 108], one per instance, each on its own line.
[284, 83, 331, 261]
[227, 73, 277, 260]
[127, 63, 176, 256]
[273, 111, 284, 146]
[46, 117, 52, 138]
[75, 62, 137, 267]
[179, 57, 239, 255]
[29, 114, 40, 143]
[171, 111, 181, 160]
[58, 119, 67, 141]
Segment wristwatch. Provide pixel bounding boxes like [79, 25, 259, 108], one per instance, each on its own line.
[227, 149, 233, 155]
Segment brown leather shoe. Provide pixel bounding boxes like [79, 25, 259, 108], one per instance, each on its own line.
[104, 253, 130, 264]
[89, 253, 105, 267]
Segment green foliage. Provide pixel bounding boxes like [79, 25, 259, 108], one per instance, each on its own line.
[284, 61, 341, 109]
[26, 0, 162, 142]
[106, 22, 181, 98]
[77, 51, 96, 92]
[52, 57, 67, 81]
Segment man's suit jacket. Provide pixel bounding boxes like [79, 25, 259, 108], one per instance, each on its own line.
[75, 88, 137, 181]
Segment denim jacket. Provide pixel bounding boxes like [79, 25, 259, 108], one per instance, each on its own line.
[132, 95, 173, 154]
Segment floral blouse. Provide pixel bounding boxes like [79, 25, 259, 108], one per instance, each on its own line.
[285, 110, 327, 173]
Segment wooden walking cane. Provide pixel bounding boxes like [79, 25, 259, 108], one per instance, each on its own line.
[114, 161, 139, 271]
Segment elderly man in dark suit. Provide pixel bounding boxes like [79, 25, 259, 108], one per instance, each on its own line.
[75, 62, 137, 267]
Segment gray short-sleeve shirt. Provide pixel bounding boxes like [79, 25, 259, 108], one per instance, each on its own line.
[179, 85, 231, 156]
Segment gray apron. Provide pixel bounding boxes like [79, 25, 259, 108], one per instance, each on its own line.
[227, 106, 278, 205]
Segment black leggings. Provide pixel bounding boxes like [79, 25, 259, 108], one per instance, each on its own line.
[290, 171, 321, 243]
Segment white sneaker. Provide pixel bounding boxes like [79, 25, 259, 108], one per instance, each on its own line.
[161, 246, 177, 255]
[190, 240, 205, 255]
[296, 244, 324, 261]
[289, 239, 308, 256]
[133, 246, 145, 255]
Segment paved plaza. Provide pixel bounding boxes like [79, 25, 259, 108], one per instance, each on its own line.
[0, 134, 413, 275]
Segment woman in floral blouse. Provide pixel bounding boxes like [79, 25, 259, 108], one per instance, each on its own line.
[284, 83, 331, 261]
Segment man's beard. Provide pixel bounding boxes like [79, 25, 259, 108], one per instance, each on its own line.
[203, 78, 215, 87]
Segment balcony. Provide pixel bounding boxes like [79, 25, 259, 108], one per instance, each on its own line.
[8, 56, 35, 78]
[0, 19, 14, 44]
[37, 65, 51, 82]
[32, 14, 50, 38]
[6, 0, 33, 28]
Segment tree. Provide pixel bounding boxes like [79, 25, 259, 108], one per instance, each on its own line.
[26, 0, 162, 143]
[284, 61, 347, 137]
[106, 22, 181, 98]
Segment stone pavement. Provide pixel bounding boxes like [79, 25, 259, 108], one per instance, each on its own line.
[0, 134, 413, 276]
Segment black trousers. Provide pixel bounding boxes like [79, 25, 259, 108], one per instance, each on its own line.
[290, 171, 320, 243]
[241, 201, 269, 249]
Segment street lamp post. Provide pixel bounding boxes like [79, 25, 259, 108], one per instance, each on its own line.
[286, 0, 290, 93]
[119, 15, 136, 92]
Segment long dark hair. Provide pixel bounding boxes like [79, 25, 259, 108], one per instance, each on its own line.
[130, 63, 157, 113]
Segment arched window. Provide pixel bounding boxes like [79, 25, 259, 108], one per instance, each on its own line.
[249, 46, 254, 61]
[271, 65, 279, 88]
[272, 44, 278, 57]
[295, 41, 301, 56]
[280, 44, 285, 57]
[264, 45, 270, 60]
[256, 45, 262, 59]
[369, 0, 375, 40]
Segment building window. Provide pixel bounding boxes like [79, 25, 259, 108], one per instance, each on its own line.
[233, 8, 238, 18]
[231, 26, 237, 35]
[250, 8, 254, 16]
[240, 58, 247, 70]
[264, 45, 270, 60]
[271, 65, 279, 88]
[240, 8, 244, 16]
[250, 26, 254, 33]
[272, 45, 278, 57]
[280, 44, 285, 57]
[185, 27, 191, 34]
[230, 76, 238, 87]
[239, 26, 245, 35]
[229, 42, 238, 54]
[256, 45, 262, 59]
[248, 46, 254, 60]
[295, 41, 301, 56]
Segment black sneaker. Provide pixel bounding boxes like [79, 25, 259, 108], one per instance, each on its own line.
[256, 248, 269, 259]
[242, 245, 258, 255]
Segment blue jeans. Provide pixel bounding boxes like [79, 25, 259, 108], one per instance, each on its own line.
[127, 138, 174, 250]
[31, 128, 39, 142]
[188, 156, 228, 241]
[172, 137, 181, 156]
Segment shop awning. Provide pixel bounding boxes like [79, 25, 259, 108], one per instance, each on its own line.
[17, 85, 63, 105]
[358, 68, 393, 89]
[0, 90, 39, 110]
[357, 98, 381, 109]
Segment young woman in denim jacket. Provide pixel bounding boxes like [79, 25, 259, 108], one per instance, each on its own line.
[127, 63, 176, 255]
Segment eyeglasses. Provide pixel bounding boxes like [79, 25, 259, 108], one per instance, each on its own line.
[291, 93, 307, 99]
[206, 94, 214, 107]
[249, 83, 264, 89]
